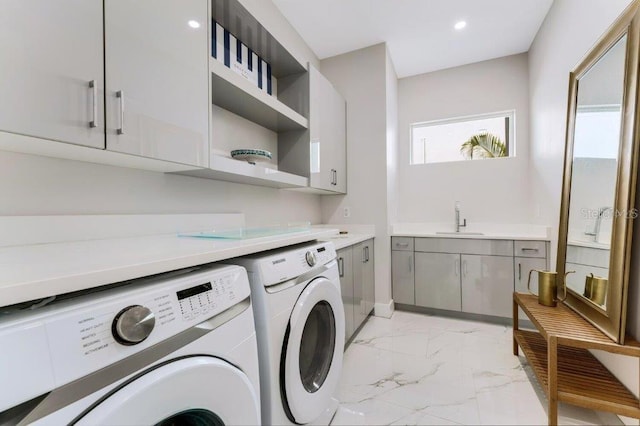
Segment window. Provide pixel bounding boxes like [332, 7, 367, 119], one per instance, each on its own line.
[410, 111, 515, 165]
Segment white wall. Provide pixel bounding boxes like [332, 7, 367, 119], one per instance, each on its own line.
[386, 49, 400, 228]
[319, 43, 396, 314]
[397, 53, 531, 225]
[528, 1, 638, 423]
[0, 0, 322, 227]
[0, 150, 322, 225]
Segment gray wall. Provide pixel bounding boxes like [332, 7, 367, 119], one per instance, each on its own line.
[397, 53, 531, 225]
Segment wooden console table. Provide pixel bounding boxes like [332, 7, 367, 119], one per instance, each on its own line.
[513, 292, 640, 425]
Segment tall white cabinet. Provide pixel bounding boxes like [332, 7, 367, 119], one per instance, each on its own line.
[0, 0, 105, 149]
[104, 0, 208, 166]
[308, 66, 347, 193]
[279, 65, 347, 194]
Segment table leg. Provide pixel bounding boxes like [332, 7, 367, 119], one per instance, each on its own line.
[548, 336, 558, 426]
[513, 295, 519, 356]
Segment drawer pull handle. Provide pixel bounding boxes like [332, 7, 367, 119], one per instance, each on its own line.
[396, 242, 409, 248]
[89, 80, 98, 128]
[521, 248, 539, 252]
[116, 90, 125, 135]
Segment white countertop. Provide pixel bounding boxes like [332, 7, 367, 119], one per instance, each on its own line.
[0, 228, 338, 308]
[319, 233, 376, 250]
[391, 222, 550, 241]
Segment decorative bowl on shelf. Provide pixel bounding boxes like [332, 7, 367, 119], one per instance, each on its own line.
[230, 149, 272, 165]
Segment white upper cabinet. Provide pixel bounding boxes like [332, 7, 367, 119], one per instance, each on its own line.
[309, 66, 346, 193]
[0, 0, 105, 149]
[104, 0, 208, 167]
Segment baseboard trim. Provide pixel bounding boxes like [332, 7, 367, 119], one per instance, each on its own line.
[374, 299, 394, 318]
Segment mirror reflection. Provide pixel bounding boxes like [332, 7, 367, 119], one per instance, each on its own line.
[564, 35, 627, 309]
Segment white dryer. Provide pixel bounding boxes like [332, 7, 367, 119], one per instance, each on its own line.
[228, 241, 345, 426]
[0, 265, 261, 425]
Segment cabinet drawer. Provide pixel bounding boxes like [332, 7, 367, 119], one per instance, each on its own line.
[391, 237, 414, 251]
[415, 238, 513, 256]
[514, 241, 547, 258]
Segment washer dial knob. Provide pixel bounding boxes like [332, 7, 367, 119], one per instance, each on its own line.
[305, 250, 317, 267]
[112, 305, 155, 345]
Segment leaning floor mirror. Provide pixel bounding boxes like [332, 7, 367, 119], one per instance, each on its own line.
[557, 2, 640, 344]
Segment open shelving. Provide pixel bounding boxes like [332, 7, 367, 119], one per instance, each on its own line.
[176, 154, 308, 189]
[210, 59, 307, 132]
[174, 0, 313, 189]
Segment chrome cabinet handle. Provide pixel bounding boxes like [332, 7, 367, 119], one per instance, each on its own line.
[338, 257, 344, 277]
[116, 90, 125, 135]
[396, 242, 409, 248]
[518, 263, 522, 280]
[330, 169, 337, 185]
[462, 260, 468, 277]
[521, 248, 539, 252]
[454, 259, 460, 276]
[362, 247, 366, 263]
[89, 80, 97, 128]
[365, 246, 369, 262]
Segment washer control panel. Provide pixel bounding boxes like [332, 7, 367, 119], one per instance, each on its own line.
[28, 265, 250, 387]
[243, 242, 337, 287]
[176, 275, 238, 321]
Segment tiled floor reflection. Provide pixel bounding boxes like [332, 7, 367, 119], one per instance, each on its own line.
[333, 310, 623, 425]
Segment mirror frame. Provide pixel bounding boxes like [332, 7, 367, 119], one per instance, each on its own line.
[557, 1, 640, 344]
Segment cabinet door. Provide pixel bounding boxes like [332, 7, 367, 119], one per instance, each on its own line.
[352, 242, 365, 331]
[362, 240, 375, 315]
[330, 87, 347, 193]
[415, 252, 461, 311]
[308, 66, 346, 193]
[0, 0, 104, 148]
[392, 251, 414, 305]
[105, 0, 208, 166]
[514, 257, 547, 295]
[353, 240, 374, 330]
[337, 247, 355, 342]
[461, 255, 514, 317]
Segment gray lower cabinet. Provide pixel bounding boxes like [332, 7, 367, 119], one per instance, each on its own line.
[515, 257, 547, 295]
[461, 254, 514, 317]
[337, 247, 355, 342]
[338, 238, 375, 343]
[415, 252, 461, 311]
[392, 250, 414, 304]
[391, 237, 549, 320]
[354, 240, 375, 329]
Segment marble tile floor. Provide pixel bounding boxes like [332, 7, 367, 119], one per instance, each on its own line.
[332, 310, 622, 426]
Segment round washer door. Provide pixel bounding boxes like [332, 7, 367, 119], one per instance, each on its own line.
[75, 357, 259, 426]
[283, 276, 345, 424]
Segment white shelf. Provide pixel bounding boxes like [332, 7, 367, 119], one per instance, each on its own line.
[173, 155, 308, 189]
[210, 59, 308, 132]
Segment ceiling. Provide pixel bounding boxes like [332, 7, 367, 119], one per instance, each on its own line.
[272, 0, 554, 78]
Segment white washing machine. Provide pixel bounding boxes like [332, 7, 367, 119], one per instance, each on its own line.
[0, 265, 261, 426]
[228, 241, 345, 426]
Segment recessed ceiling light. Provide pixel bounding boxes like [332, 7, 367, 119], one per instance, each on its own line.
[188, 20, 201, 29]
[454, 21, 467, 30]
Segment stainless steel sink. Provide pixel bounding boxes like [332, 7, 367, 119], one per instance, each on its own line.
[435, 231, 485, 236]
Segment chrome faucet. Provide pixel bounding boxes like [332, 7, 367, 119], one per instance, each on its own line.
[585, 206, 613, 242]
[455, 201, 466, 233]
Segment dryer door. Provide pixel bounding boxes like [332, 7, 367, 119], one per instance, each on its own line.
[74, 356, 259, 425]
[282, 276, 345, 424]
